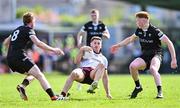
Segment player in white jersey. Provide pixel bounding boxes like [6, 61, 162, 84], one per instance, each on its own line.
[58, 36, 112, 100]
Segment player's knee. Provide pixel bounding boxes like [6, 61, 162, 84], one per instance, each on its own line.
[32, 70, 44, 79]
[149, 66, 158, 74]
[71, 71, 80, 79]
[129, 63, 137, 70]
[97, 63, 105, 69]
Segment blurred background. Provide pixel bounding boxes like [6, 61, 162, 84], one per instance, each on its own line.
[0, 0, 179, 74]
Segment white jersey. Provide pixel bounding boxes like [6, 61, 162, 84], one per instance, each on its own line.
[80, 51, 108, 69]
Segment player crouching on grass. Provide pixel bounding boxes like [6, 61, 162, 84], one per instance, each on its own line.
[110, 11, 177, 99]
[58, 36, 112, 100]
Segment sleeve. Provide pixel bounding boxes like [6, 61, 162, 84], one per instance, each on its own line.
[80, 26, 85, 32]
[154, 28, 164, 39]
[28, 29, 36, 38]
[104, 26, 109, 32]
[80, 23, 88, 32]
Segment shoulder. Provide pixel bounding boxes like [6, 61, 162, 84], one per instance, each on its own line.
[149, 24, 157, 29]
[98, 21, 105, 26]
[149, 24, 160, 31]
[149, 24, 163, 33]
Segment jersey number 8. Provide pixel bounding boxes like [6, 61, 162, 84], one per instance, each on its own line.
[11, 30, 19, 41]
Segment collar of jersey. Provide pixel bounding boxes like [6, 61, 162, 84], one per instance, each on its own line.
[92, 22, 99, 26]
[93, 50, 101, 54]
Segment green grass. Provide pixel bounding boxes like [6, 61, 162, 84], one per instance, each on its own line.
[0, 73, 180, 108]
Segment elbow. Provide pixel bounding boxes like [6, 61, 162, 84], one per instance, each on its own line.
[36, 43, 41, 48]
[104, 34, 110, 39]
[74, 58, 80, 64]
[35, 41, 43, 48]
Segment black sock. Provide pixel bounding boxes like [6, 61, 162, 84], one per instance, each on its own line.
[22, 79, 29, 87]
[135, 80, 140, 87]
[61, 92, 66, 97]
[157, 86, 162, 93]
[46, 88, 55, 97]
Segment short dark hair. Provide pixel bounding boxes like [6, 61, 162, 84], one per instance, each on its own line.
[135, 11, 150, 19]
[90, 9, 99, 14]
[23, 12, 34, 25]
[90, 36, 102, 42]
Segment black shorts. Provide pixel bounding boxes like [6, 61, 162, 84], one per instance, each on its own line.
[7, 56, 35, 74]
[80, 67, 94, 85]
[140, 52, 162, 70]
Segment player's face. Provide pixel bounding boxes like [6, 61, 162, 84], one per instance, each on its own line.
[91, 12, 99, 22]
[90, 39, 102, 53]
[30, 18, 36, 28]
[136, 17, 149, 29]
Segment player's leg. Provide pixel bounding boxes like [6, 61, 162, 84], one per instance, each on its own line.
[149, 55, 163, 98]
[129, 57, 146, 98]
[91, 63, 105, 81]
[28, 65, 57, 100]
[18, 75, 35, 88]
[87, 63, 105, 92]
[60, 68, 85, 97]
[17, 75, 35, 100]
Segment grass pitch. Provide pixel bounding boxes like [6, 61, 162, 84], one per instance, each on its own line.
[0, 73, 180, 108]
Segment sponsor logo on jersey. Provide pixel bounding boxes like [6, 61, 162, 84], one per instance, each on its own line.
[90, 32, 102, 35]
[140, 38, 154, 43]
[88, 27, 93, 29]
[138, 32, 143, 35]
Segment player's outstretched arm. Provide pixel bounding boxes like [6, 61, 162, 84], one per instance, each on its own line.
[110, 34, 137, 54]
[102, 70, 112, 99]
[30, 35, 64, 55]
[161, 35, 177, 69]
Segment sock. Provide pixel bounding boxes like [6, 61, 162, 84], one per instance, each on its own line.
[61, 92, 66, 97]
[46, 88, 55, 97]
[21, 79, 29, 87]
[157, 86, 162, 93]
[135, 80, 140, 87]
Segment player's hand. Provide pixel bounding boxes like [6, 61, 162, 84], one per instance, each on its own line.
[53, 48, 64, 55]
[80, 46, 93, 52]
[106, 94, 112, 99]
[171, 59, 177, 69]
[102, 31, 110, 39]
[110, 44, 120, 54]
